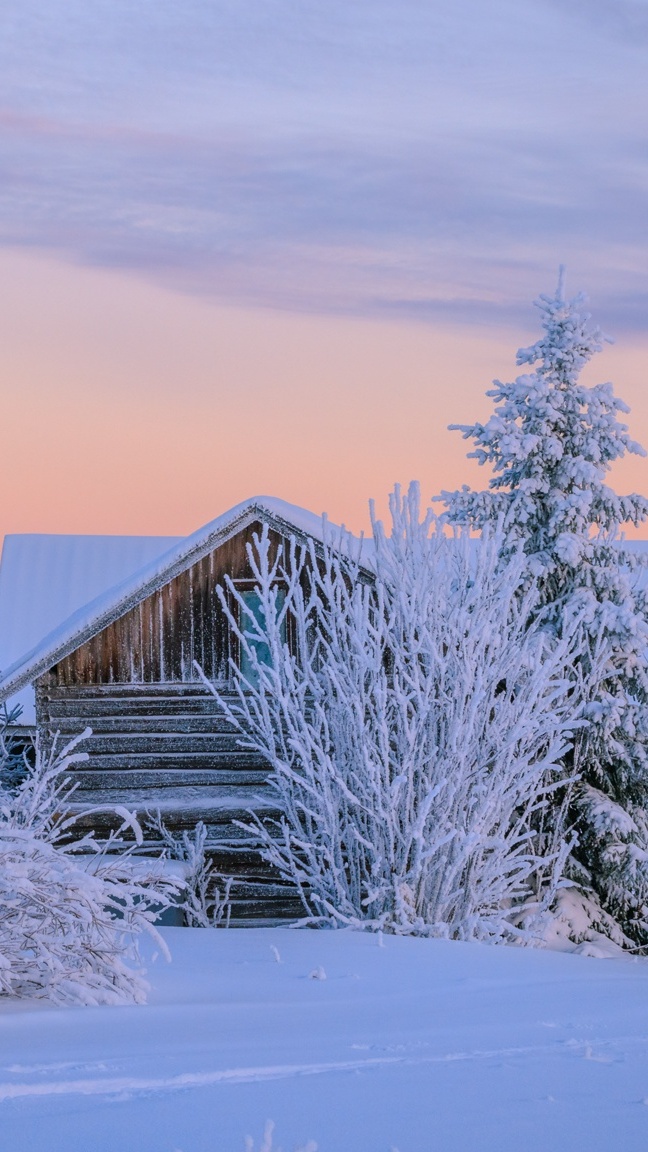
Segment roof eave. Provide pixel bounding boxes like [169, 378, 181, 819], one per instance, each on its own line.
[0, 500, 371, 704]
[0, 503, 264, 702]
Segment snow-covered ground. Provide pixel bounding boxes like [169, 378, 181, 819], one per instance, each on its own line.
[2, 928, 648, 1152]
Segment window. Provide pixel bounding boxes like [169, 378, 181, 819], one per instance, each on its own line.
[238, 587, 286, 684]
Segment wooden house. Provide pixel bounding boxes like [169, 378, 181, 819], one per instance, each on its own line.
[0, 497, 362, 924]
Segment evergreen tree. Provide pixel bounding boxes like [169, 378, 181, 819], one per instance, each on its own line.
[441, 269, 648, 945]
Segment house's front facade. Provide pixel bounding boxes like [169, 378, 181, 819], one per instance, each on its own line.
[0, 497, 354, 924]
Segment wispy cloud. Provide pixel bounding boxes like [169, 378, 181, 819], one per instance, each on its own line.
[1, 0, 647, 330]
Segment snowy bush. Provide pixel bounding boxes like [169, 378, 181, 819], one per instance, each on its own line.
[441, 269, 648, 945]
[147, 814, 232, 928]
[0, 730, 179, 1006]
[198, 483, 591, 943]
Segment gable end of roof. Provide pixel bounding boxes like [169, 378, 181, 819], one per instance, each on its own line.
[0, 498, 336, 703]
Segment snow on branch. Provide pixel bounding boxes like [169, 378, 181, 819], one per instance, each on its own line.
[0, 727, 181, 1006]
[197, 482, 593, 944]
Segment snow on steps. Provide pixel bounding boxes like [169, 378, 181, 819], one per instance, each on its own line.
[40, 682, 302, 925]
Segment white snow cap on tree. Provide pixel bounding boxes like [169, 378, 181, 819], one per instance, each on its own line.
[441, 270, 648, 946]
[442, 266, 648, 574]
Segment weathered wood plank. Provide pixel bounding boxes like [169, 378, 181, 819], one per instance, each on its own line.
[69, 787, 270, 810]
[70, 768, 271, 790]
[50, 714, 240, 735]
[44, 695, 237, 714]
[228, 897, 298, 917]
[222, 881, 301, 900]
[44, 682, 237, 699]
[202, 847, 279, 867]
[67, 786, 274, 810]
[226, 917, 299, 928]
[71, 733, 258, 755]
[44, 523, 286, 687]
[67, 810, 273, 837]
[74, 751, 269, 771]
[225, 898, 304, 922]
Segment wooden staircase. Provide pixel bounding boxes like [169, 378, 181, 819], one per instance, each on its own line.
[37, 681, 303, 925]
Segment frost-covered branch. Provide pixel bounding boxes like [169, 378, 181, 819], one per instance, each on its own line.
[147, 814, 232, 928]
[0, 732, 180, 1006]
[198, 483, 591, 943]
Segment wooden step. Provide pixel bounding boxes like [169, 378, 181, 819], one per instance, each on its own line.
[68, 808, 276, 837]
[71, 733, 257, 755]
[70, 768, 271, 791]
[49, 714, 240, 736]
[43, 683, 240, 701]
[74, 750, 269, 771]
[220, 880, 299, 900]
[44, 697, 240, 719]
[67, 786, 274, 811]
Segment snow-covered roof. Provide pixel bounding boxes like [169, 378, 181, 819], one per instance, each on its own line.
[0, 497, 361, 708]
[8, 496, 642, 720]
[0, 532, 182, 723]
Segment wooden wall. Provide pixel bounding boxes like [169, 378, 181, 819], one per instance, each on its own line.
[35, 522, 304, 925]
[50, 521, 283, 687]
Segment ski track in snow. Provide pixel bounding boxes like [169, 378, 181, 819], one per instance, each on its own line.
[0, 1037, 640, 1103]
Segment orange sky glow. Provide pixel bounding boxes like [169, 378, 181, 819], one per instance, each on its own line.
[2, 247, 648, 543]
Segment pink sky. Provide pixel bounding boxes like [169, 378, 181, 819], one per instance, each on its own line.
[2, 3, 648, 547]
[3, 248, 648, 543]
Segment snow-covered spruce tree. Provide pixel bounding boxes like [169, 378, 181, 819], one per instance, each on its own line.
[197, 484, 590, 943]
[0, 728, 178, 1005]
[441, 270, 648, 945]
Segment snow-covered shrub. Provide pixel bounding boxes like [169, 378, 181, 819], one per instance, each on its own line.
[441, 270, 648, 944]
[198, 483, 591, 943]
[147, 814, 232, 928]
[538, 884, 630, 958]
[0, 731, 179, 1006]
